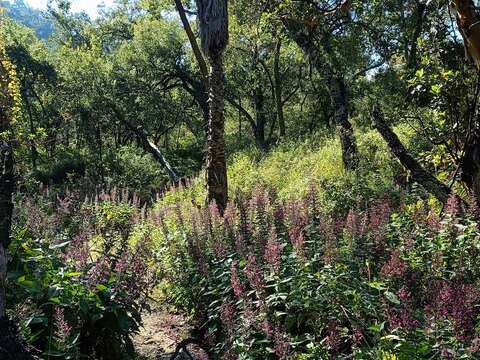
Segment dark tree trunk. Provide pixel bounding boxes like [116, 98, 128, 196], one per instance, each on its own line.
[274, 40, 286, 137]
[282, 19, 359, 170]
[372, 105, 451, 203]
[0, 141, 13, 318]
[407, 0, 426, 69]
[206, 55, 228, 213]
[25, 97, 38, 169]
[461, 128, 480, 202]
[253, 87, 267, 150]
[326, 70, 358, 170]
[0, 317, 35, 360]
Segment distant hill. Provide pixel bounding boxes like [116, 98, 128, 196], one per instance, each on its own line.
[1, 0, 54, 39]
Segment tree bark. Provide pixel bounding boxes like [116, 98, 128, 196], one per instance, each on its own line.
[371, 105, 451, 203]
[407, 0, 426, 69]
[460, 129, 480, 202]
[206, 55, 228, 213]
[449, 0, 480, 203]
[452, 0, 480, 70]
[274, 39, 286, 137]
[253, 87, 267, 150]
[282, 19, 359, 170]
[326, 68, 358, 170]
[0, 141, 13, 318]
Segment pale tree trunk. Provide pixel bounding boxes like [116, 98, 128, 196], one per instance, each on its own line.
[452, 0, 480, 70]
[206, 54, 228, 212]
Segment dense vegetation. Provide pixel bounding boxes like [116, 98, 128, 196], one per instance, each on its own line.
[2, 0, 480, 359]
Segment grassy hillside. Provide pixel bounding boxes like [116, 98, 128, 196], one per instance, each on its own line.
[158, 125, 418, 214]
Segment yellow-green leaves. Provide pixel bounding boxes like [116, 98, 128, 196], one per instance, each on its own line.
[0, 10, 22, 134]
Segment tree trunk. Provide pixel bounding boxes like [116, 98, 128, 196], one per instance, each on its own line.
[371, 105, 451, 203]
[274, 40, 285, 137]
[326, 69, 358, 170]
[452, 0, 480, 70]
[206, 54, 228, 213]
[460, 129, 480, 202]
[407, 0, 426, 69]
[253, 87, 267, 150]
[25, 97, 38, 169]
[450, 0, 480, 203]
[282, 19, 359, 170]
[0, 141, 13, 318]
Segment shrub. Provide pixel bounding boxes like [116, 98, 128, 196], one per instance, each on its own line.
[7, 189, 156, 359]
[154, 187, 480, 359]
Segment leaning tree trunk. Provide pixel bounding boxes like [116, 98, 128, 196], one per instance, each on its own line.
[110, 104, 180, 183]
[173, 0, 211, 134]
[196, 0, 229, 213]
[372, 105, 451, 203]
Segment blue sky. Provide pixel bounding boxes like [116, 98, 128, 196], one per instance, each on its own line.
[25, 0, 115, 18]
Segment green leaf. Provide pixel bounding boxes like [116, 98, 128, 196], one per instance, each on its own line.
[415, 68, 424, 78]
[384, 291, 400, 305]
[96, 284, 108, 292]
[368, 281, 386, 291]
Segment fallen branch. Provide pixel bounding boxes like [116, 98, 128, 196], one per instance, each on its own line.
[165, 338, 209, 360]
